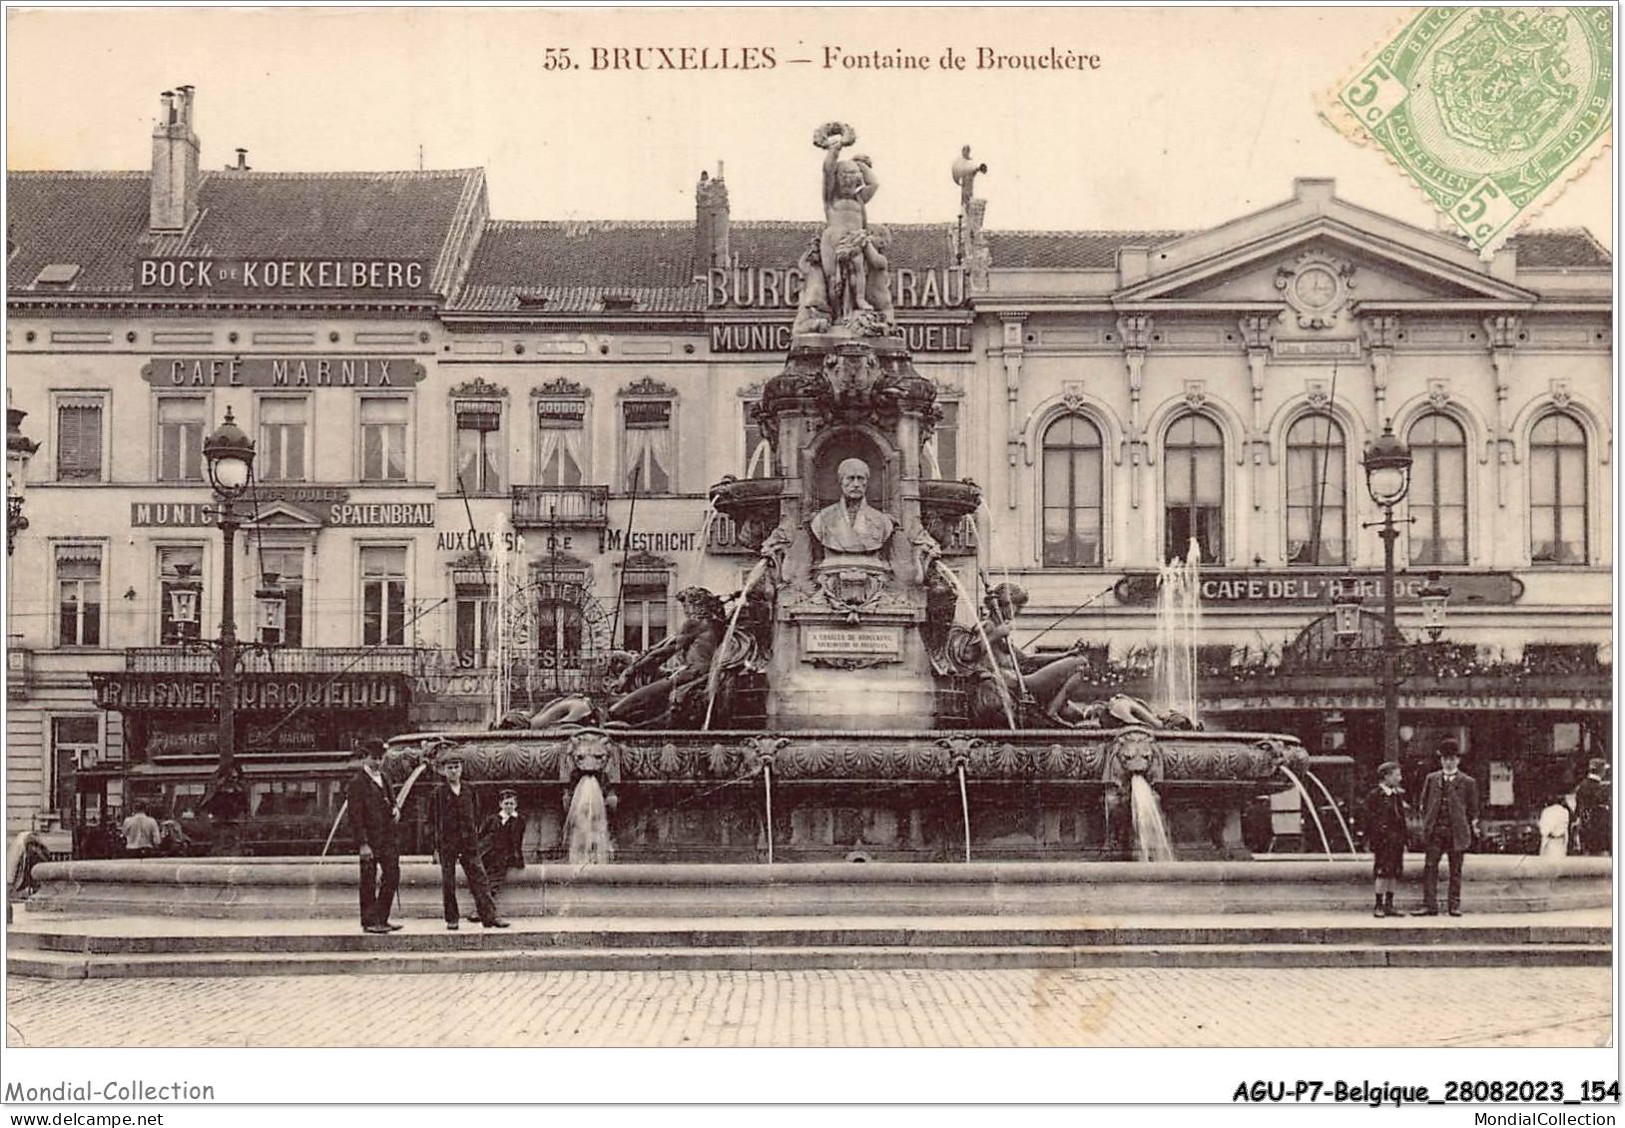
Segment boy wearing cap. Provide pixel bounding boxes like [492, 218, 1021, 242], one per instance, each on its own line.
[347, 738, 402, 935]
[1362, 761, 1408, 917]
[434, 757, 508, 930]
[477, 789, 527, 911]
[1413, 741, 1480, 917]
[1574, 758, 1611, 857]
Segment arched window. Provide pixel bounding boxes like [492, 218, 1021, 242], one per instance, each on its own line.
[1041, 414, 1103, 567]
[1407, 413, 1467, 565]
[1285, 414, 1346, 566]
[1529, 412, 1587, 564]
[1163, 414, 1223, 563]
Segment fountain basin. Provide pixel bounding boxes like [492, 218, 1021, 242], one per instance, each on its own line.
[381, 727, 1308, 862]
[22, 856, 1611, 919]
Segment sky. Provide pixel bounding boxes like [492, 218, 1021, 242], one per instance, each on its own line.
[4, 6, 1614, 244]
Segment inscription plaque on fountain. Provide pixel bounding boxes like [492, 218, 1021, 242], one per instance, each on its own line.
[803, 626, 902, 657]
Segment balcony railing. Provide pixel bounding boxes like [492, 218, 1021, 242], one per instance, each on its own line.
[511, 485, 610, 528]
[125, 646, 430, 675]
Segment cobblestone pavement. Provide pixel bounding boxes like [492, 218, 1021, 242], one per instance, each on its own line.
[6, 967, 1611, 1048]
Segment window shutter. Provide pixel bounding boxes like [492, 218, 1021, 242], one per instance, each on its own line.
[537, 398, 587, 429]
[57, 402, 102, 479]
[455, 400, 503, 433]
[623, 400, 672, 429]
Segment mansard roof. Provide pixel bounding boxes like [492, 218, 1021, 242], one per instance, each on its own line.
[448, 220, 960, 314]
[6, 168, 487, 301]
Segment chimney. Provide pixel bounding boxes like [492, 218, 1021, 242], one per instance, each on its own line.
[228, 147, 250, 171]
[695, 161, 730, 270]
[150, 85, 201, 232]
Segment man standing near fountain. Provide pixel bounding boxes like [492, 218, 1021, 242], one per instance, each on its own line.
[1413, 741, 1480, 917]
[347, 739, 401, 935]
[1574, 758, 1610, 856]
[1363, 761, 1408, 918]
[434, 756, 508, 930]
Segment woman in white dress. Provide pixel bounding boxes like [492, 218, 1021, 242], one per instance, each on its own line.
[1538, 792, 1574, 859]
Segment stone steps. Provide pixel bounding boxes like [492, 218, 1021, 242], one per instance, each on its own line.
[10, 943, 1610, 979]
[9, 914, 1609, 978]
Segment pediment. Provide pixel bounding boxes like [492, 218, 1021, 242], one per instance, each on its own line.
[1114, 187, 1536, 309]
[245, 500, 325, 530]
[1146, 237, 1507, 306]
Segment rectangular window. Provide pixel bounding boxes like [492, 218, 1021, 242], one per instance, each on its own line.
[536, 398, 587, 486]
[622, 400, 673, 493]
[55, 544, 103, 647]
[454, 586, 496, 667]
[1530, 443, 1586, 564]
[454, 400, 504, 493]
[55, 396, 104, 481]
[742, 399, 769, 478]
[935, 402, 959, 479]
[359, 398, 409, 482]
[157, 545, 205, 644]
[620, 572, 670, 652]
[52, 716, 100, 819]
[258, 397, 308, 482]
[258, 547, 305, 647]
[361, 546, 408, 646]
[156, 396, 207, 482]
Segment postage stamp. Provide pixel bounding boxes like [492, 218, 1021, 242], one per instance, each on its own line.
[1325, 7, 1613, 256]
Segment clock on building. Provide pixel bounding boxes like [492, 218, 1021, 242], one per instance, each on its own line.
[1276, 253, 1355, 328]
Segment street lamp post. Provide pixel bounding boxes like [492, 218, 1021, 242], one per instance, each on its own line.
[1362, 421, 1413, 764]
[7, 405, 39, 557]
[201, 409, 255, 850]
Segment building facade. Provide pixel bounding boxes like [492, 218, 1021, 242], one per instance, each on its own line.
[6, 91, 1612, 853]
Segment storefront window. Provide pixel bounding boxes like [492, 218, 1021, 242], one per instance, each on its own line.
[1285, 414, 1346, 565]
[1164, 413, 1223, 564]
[52, 716, 99, 821]
[1042, 414, 1103, 567]
[1529, 412, 1587, 564]
[1407, 413, 1467, 565]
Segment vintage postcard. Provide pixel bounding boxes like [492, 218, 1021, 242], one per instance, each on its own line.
[2, 3, 1615, 1113]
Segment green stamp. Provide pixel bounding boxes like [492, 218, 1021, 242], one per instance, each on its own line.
[1329, 7, 1612, 255]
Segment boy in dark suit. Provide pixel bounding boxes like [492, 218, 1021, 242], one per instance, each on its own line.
[1412, 741, 1480, 917]
[1362, 761, 1408, 917]
[435, 756, 508, 930]
[476, 788, 527, 913]
[347, 738, 402, 935]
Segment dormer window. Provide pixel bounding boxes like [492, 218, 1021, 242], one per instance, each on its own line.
[33, 263, 80, 287]
[601, 294, 637, 312]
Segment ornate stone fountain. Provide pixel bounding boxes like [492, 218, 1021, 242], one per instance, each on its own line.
[384, 122, 1307, 862]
